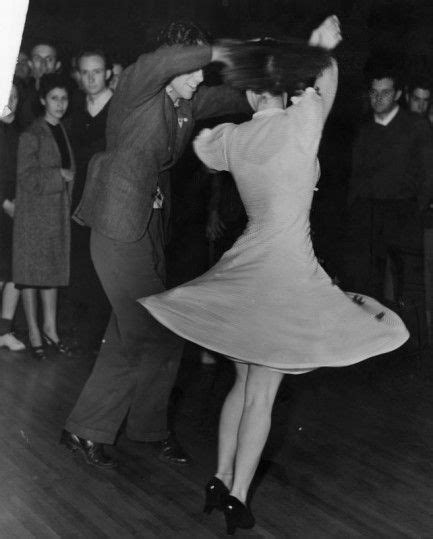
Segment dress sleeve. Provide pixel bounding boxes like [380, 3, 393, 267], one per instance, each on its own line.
[193, 123, 234, 171]
[290, 87, 324, 149]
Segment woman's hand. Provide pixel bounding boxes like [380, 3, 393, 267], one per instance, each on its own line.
[61, 169, 74, 182]
[309, 15, 342, 51]
[211, 40, 242, 67]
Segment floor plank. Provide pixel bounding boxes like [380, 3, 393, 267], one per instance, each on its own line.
[1, 343, 433, 536]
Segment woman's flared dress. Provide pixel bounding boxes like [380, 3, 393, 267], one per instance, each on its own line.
[139, 88, 409, 373]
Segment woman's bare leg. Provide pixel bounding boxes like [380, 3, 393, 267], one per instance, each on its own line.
[22, 288, 41, 346]
[230, 365, 284, 503]
[215, 361, 249, 489]
[40, 288, 59, 342]
[0, 282, 25, 350]
[2, 282, 20, 320]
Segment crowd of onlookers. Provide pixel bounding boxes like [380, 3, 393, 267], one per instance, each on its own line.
[0, 42, 121, 359]
[340, 69, 433, 348]
[2, 38, 433, 359]
[0, 39, 246, 362]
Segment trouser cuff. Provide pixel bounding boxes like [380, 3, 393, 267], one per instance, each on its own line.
[64, 421, 116, 445]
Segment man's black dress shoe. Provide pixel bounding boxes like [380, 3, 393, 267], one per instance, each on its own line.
[59, 429, 117, 469]
[154, 433, 191, 466]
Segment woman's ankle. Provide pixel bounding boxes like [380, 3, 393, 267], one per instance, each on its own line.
[229, 488, 247, 505]
[29, 332, 42, 347]
[42, 326, 59, 341]
[215, 472, 233, 490]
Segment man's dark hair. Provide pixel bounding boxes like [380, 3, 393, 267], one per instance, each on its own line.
[76, 49, 112, 71]
[30, 41, 58, 57]
[407, 75, 432, 95]
[38, 73, 69, 99]
[364, 58, 403, 91]
[156, 20, 210, 47]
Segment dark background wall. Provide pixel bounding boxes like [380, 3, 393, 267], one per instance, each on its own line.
[19, 0, 433, 133]
[20, 0, 433, 68]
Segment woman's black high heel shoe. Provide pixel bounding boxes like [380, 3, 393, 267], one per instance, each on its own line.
[203, 477, 230, 514]
[42, 332, 71, 355]
[222, 495, 255, 535]
[30, 345, 47, 360]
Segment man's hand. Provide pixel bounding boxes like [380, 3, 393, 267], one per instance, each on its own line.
[309, 15, 342, 51]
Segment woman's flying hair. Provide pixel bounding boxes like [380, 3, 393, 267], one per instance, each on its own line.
[220, 38, 332, 96]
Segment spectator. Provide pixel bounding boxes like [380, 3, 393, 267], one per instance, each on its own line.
[67, 49, 113, 354]
[344, 64, 433, 344]
[407, 78, 433, 343]
[13, 74, 75, 360]
[108, 61, 124, 92]
[17, 41, 61, 130]
[14, 50, 31, 82]
[0, 81, 26, 351]
[405, 77, 432, 116]
[69, 49, 113, 209]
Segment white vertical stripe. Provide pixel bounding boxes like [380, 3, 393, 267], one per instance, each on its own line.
[0, 0, 29, 116]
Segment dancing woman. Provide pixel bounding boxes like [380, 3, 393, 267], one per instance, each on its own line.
[140, 16, 409, 534]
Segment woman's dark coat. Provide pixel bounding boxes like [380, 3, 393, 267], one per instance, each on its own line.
[13, 117, 75, 286]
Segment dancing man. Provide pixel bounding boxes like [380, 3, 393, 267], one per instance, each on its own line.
[61, 21, 250, 468]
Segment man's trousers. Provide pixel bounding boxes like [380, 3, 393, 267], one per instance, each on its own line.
[65, 211, 184, 444]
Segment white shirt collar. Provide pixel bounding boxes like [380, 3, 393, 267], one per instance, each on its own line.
[374, 105, 399, 126]
[166, 87, 180, 108]
[86, 88, 113, 117]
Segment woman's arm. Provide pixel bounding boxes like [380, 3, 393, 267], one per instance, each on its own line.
[17, 131, 65, 195]
[309, 15, 342, 120]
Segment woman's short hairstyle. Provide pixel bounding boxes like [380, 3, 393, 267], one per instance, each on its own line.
[157, 20, 209, 47]
[38, 73, 70, 99]
[221, 38, 331, 96]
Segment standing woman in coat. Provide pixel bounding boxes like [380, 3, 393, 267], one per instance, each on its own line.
[13, 74, 75, 359]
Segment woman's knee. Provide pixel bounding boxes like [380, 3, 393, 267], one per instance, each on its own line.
[244, 366, 283, 408]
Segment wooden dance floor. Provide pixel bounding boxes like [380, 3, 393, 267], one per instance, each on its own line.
[1, 342, 433, 537]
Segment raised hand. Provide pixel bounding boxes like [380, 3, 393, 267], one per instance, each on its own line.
[211, 39, 243, 67]
[309, 15, 342, 51]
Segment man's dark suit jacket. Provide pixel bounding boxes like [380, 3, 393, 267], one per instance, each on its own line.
[74, 44, 250, 242]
